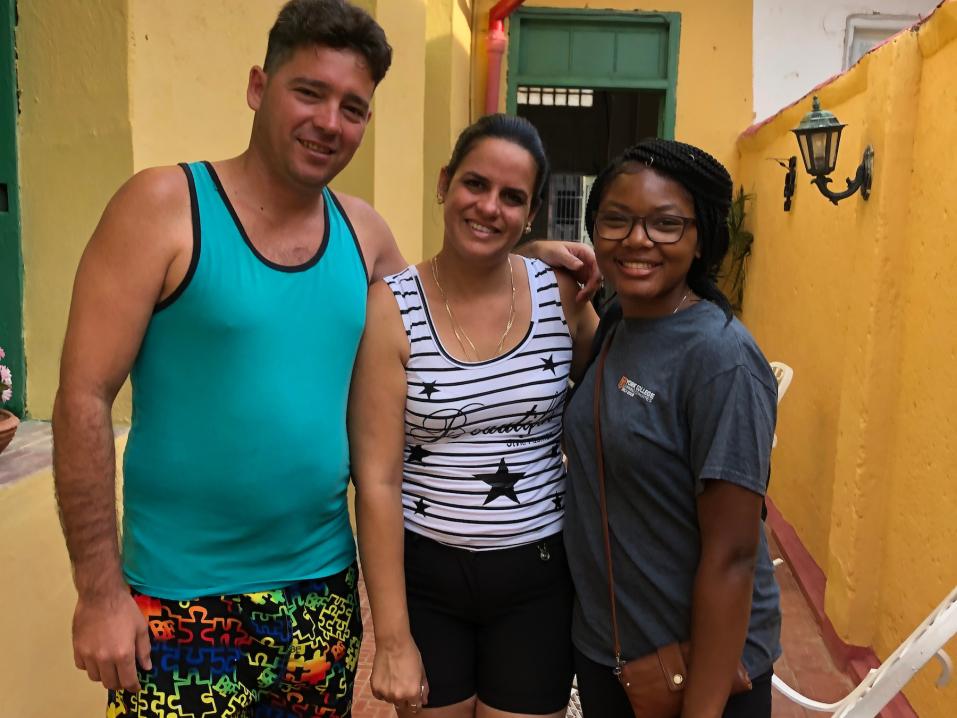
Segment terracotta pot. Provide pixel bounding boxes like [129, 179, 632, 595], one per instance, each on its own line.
[0, 408, 19, 455]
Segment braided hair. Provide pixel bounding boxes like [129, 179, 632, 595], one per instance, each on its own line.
[586, 138, 735, 332]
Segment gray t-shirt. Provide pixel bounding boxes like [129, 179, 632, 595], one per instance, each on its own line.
[563, 300, 782, 678]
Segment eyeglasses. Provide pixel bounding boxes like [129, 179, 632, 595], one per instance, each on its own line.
[594, 211, 696, 244]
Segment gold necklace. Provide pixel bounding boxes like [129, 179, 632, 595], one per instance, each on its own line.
[672, 291, 691, 314]
[430, 255, 516, 361]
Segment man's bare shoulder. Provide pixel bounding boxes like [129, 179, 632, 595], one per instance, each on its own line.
[333, 192, 390, 236]
[114, 165, 190, 210]
[98, 166, 191, 246]
[84, 165, 194, 297]
[332, 191, 405, 281]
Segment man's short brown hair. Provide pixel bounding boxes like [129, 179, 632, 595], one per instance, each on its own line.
[264, 0, 392, 84]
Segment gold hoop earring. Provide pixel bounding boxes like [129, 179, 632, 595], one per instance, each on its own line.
[436, 193, 444, 205]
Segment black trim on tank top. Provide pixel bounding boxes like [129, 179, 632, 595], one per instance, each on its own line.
[327, 190, 370, 284]
[155, 164, 202, 313]
[202, 161, 329, 273]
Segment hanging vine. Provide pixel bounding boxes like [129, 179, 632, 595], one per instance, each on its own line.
[722, 186, 754, 315]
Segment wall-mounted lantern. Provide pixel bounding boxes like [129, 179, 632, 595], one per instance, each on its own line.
[792, 96, 873, 205]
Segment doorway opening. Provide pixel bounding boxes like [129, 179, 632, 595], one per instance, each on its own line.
[506, 8, 680, 245]
[517, 86, 664, 241]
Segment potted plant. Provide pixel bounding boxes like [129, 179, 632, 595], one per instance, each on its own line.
[0, 345, 18, 455]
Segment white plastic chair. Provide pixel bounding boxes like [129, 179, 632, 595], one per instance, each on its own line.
[770, 361, 794, 401]
[772, 584, 957, 717]
[769, 361, 794, 448]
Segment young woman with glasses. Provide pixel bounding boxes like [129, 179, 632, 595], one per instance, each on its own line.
[562, 139, 782, 718]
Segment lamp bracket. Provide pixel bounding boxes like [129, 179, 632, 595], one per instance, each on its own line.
[812, 145, 874, 205]
[783, 156, 797, 212]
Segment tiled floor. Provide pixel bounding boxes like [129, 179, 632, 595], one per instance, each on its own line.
[0, 420, 127, 487]
[0, 422, 855, 717]
[0, 419, 54, 486]
[768, 535, 856, 717]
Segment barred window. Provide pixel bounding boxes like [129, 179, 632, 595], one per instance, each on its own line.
[516, 86, 594, 108]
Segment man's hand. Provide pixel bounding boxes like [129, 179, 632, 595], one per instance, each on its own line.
[73, 590, 152, 693]
[519, 240, 602, 301]
[370, 635, 429, 713]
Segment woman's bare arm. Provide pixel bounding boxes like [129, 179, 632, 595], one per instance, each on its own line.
[555, 269, 599, 383]
[350, 280, 427, 708]
[681, 481, 763, 718]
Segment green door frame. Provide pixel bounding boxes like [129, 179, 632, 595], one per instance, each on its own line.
[0, 0, 24, 416]
[505, 8, 681, 140]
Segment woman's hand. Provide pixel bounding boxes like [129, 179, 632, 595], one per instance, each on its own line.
[370, 635, 429, 712]
[519, 240, 602, 301]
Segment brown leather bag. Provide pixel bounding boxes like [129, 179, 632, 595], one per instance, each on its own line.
[592, 329, 752, 718]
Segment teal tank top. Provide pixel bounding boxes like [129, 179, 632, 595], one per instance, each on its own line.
[122, 161, 368, 599]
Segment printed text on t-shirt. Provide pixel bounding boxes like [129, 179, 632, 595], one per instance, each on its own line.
[618, 375, 656, 403]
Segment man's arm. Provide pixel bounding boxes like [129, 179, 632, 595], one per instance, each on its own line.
[53, 166, 190, 693]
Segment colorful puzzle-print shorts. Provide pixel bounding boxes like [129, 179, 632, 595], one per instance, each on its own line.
[108, 562, 362, 718]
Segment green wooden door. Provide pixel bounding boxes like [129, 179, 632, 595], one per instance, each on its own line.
[506, 8, 680, 139]
[0, 0, 24, 416]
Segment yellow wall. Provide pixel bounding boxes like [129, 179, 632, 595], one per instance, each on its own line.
[736, 77, 872, 571]
[127, 0, 444, 266]
[422, 0, 474, 259]
[126, 0, 382, 206]
[127, 0, 285, 171]
[877, 10, 957, 716]
[370, 0, 428, 265]
[472, 0, 753, 172]
[737, 3, 957, 714]
[0, 436, 128, 718]
[337, 0, 472, 266]
[328, 0, 377, 205]
[17, 0, 134, 420]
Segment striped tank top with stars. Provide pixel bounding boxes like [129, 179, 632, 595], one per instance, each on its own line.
[384, 256, 573, 550]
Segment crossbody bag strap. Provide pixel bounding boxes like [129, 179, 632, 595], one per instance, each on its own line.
[593, 326, 626, 675]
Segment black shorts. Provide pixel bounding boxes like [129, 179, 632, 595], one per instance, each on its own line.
[404, 530, 574, 713]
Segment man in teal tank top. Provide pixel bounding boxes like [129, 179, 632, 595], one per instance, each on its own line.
[52, 1, 599, 716]
[53, 3, 400, 716]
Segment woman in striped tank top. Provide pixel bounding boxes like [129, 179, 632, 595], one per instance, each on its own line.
[350, 115, 598, 717]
